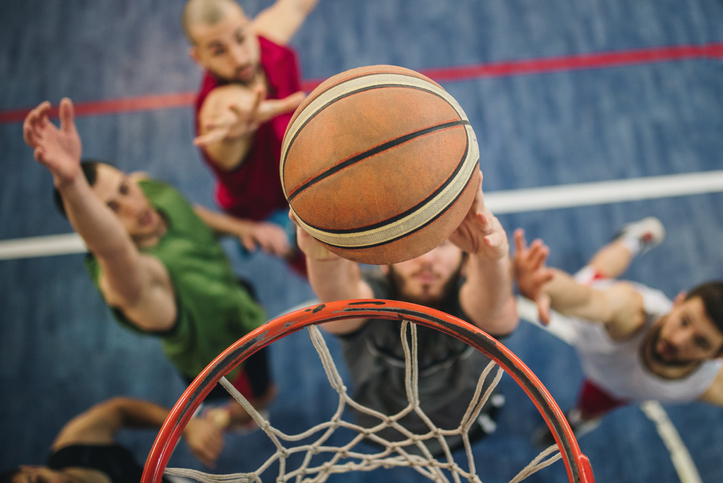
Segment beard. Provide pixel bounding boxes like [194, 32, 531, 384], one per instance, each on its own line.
[387, 262, 464, 309]
[646, 319, 699, 368]
[211, 62, 262, 86]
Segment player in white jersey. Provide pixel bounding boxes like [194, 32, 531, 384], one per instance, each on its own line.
[513, 217, 723, 444]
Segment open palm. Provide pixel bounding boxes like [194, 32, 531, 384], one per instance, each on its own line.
[23, 97, 82, 184]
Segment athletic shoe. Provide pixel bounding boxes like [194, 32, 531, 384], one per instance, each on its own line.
[614, 216, 665, 256]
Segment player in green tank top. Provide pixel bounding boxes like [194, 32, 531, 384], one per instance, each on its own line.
[23, 97, 276, 431]
[84, 178, 266, 382]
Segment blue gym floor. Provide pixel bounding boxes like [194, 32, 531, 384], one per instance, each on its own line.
[1, 1, 723, 481]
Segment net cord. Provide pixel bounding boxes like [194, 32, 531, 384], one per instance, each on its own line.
[164, 322, 564, 482]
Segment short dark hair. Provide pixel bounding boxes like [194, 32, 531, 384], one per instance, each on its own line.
[52, 160, 102, 218]
[0, 467, 21, 483]
[686, 281, 723, 334]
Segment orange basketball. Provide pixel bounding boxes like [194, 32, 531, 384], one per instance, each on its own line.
[281, 65, 480, 264]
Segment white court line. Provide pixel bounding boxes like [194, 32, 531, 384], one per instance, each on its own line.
[640, 401, 703, 483]
[486, 170, 723, 214]
[2, 170, 723, 261]
[0, 233, 87, 260]
[517, 297, 701, 483]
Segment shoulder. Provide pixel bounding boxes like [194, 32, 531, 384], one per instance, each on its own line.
[131, 177, 188, 207]
[128, 171, 150, 181]
[599, 281, 649, 339]
[699, 362, 723, 405]
[258, 35, 298, 59]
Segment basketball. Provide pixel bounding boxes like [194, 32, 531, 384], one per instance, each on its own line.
[280, 65, 480, 264]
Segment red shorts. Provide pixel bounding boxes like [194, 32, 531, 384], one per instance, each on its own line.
[576, 379, 629, 419]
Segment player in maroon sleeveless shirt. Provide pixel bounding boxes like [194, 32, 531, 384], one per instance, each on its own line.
[183, 0, 318, 275]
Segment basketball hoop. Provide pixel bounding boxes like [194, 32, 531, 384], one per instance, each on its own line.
[142, 300, 595, 483]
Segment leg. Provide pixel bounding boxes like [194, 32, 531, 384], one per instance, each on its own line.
[587, 217, 665, 279]
[586, 238, 636, 280]
[574, 379, 628, 421]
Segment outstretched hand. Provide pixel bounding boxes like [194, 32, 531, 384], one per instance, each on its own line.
[183, 417, 225, 469]
[23, 97, 82, 185]
[513, 228, 555, 324]
[194, 84, 306, 147]
[448, 171, 509, 262]
[236, 220, 291, 257]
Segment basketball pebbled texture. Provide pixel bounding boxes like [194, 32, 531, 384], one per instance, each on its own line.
[281, 65, 480, 265]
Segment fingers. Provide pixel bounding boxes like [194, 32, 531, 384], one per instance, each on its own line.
[527, 239, 549, 270]
[513, 229, 549, 270]
[513, 228, 527, 254]
[537, 293, 552, 326]
[257, 232, 290, 257]
[483, 230, 504, 249]
[228, 84, 264, 124]
[186, 418, 225, 468]
[257, 90, 306, 123]
[59, 97, 75, 134]
[193, 127, 231, 147]
[23, 101, 51, 147]
[240, 224, 292, 257]
[249, 84, 265, 116]
[239, 233, 257, 252]
[192, 437, 223, 468]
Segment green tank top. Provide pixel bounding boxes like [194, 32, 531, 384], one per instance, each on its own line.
[85, 179, 266, 379]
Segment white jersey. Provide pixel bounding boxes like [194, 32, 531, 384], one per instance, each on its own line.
[572, 279, 723, 403]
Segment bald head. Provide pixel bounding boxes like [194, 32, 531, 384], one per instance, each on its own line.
[182, 0, 246, 44]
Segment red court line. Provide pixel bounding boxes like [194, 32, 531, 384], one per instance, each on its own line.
[3, 42, 722, 125]
[1, 91, 196, 124]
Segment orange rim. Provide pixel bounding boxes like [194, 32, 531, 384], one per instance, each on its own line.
[142, 299, 594, 483]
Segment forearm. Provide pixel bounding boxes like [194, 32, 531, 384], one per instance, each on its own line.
[197, 85, 256, 170]
[201, 137, 252, 171]
[51, 397, 169, 448]
[306, 255, 374, 334]
[543, 269, 612, 323]
[195, 205, 247, 236]
[461, 253, 518, 335]
[102, 397, 171, 429]
[307, 256, 370, 303]
[253, 0, 319, 44]
[58, 174, 136, 260]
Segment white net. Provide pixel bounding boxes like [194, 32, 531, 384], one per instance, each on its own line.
[165, 321, 564, 483]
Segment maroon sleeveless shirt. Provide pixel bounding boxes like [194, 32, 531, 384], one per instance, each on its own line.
[194, 36, 301, 221]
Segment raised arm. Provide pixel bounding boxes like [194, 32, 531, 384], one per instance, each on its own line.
[23, 98, 176, 331]
[252, 0, 320, 45]
[449, 171, 518, 336]
[52, 397, 224, 468]
[513, 228, 645, 338]
[292, 212, 375, 334]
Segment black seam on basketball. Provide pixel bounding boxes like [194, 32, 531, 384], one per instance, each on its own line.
[283, 82, 463, 194]
[285, 85, 454, 169]
[319, 165, 475, 250]
[287, 119, 469, 202]
[301, 125, 474, 238]
[312, 153, 477, 251]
